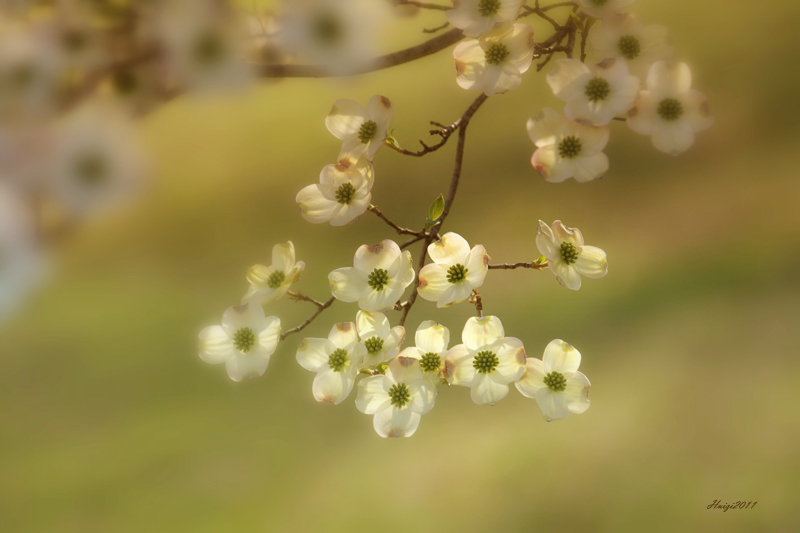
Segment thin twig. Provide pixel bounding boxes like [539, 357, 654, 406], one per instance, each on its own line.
[368, 205, 426, 237]
[423, 21, 450, 34]
[488, 262, 549, 270]
[280, 297, 336, 341]
[287, 291, 327, 307]
[469, 290, 484, 318]
[396, 0, 450, 10]
[399, 233, 429, 250]
[385, 120, 462, 157]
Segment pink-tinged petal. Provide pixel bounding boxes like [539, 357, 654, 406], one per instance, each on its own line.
[367, 95, 394, 137]
[542, 339, 581, 374]
[532, 145, 573, 183]
[515, 358, 547, 398]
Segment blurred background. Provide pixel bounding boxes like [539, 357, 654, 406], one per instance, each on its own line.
[2, 0, 799, 531]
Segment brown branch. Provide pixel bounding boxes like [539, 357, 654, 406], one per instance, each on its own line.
[287, 291, 327, 307]
[368, 205, 426, 237]
[280, 296, 336, 341]
[423, 22, 451, 34]
[488, 262, 549, 270]
[396, 0, 450, 10]
[385, 120, 461, 157]
[468, 290, 483, 318]
[399, 233, 428, 250]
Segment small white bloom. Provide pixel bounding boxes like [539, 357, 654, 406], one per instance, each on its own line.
[454, 22, 534, 96]
[627, 60, 713, 156]
[589, 13, 673, 79]
[418, 232, 488, 308]
[296, 322, 360, 404]
[325, 95, 393, 161]
[356, 355, 437, 438]
[397, 320, 450, 384]
[577, 0, 636, 20]
[536, 220, 608, 290]
[354, 310, 405, 369]
[444, 316, 526, 405]
[515, 339, 591, 421]
[198, 303, 281, 382]
[329, 239, 414, 312]
[242, 241, 305, 305]
[446, 0, 526, 38]
[295, 156, 374, 226]
[547, 58, 639, 126]
[526, 108, 609, 183]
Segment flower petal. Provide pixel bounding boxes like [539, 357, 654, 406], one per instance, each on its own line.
[550, 261, 582, 290]
[225, 354, 270, 382]
[296, 184, 339, 224]
[257, 316, 281, 355]
[329, 267, 369, 302]
[462, 315, 504, 352]
[437, 281, 474, 308]
[428, 232, 470, 265]
[221, 302, 266, 335]
[417, 263, 449, 303]
[325, 99, 368, 140]
[271, 241, 296, 273]
[373, 407, 421, 438]
[470, 373, 510, 405]
[198, 325, 234, 364]
[328, 322, 359, 352]
[547, 59, 592, 101]
[647, 60, 692, 97]
[464, 245, 489, 288]
[312, 369, 355, 405]
[296, 337, 334, 372]
[515, 357, 547, 398]
[356, 310, 390, 340]
[407, 380, 437, 415]
[386, 355, 423, 384]
[534, 388, 570, 421]
[367, 95, 394, 138]
[415, 320, 450, 354]
[574, 245, 608, 278]
[354, 239, 401, 273]
[355, 375, 392, 414]
[494, 337, 527, 383]
[444, 344, 475, 386]
[542, 339, 582, 374]
[564, 370, 591, 414]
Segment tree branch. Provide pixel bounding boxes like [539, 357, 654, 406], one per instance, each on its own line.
[368, 205, 426, 237]
[287, 291, 327, 307]
[385, 120, 462, 157]
[488, 261, 549, 270]
[395, 0, 450, 10]
[280, 296, 336, 341]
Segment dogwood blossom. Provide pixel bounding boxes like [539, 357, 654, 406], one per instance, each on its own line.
[354, 310, 405, 369]
[328, 239, 414, 312]
[536, 220, 608, 290]
[296, 156, 374, 226]
[516, 339, 591, 421]
[526, 108, 610, 183]
[446, 0, 526, 38]
[397, 320, 451, 384]
[627, 60, 713, 155]
[547, 58, 639, 126]
[418, 232, 488, 308]
[589, 13, 674, 79]
[325, 95, 393, 160]
[356, 355, 437, 438]
[242, 241, 305, 305]
[198, 303, 281, 382]
[296, 322, 360, 404]
[444, 316, 526, 405]
[577, 0, 636, 20]
[453, 22, 534, 96]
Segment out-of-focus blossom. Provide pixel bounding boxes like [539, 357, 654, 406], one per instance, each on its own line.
[296, 322, 360, 404]
[397, 320, 451, 384]
[242, 241, 305, 305]
[325, 95, 393, 161]
[43, 1, 106, 73]
[627, 60, 713, 155]
[454, 23, 534, 96]
[446, 0, 526, 38]
[589, 13, 673, 80]
[576, 0, 636, 19]
[296, 156, 374, 226]
[354, 310, 405, 369]
[536, 220, 608, 290]
[418, 232, 488, 308]
[526, 107, 609, 183]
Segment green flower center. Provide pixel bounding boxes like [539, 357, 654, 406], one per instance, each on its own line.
[358, 120, 378, 144]
[328, 348, 348, 372]
[193, 31, 225, 65]
[560, 242, 579, 264]
[657, 98, 684, 121]
[267, 270, 285, 289]
[335, 182, 356, 205]
[74, 154, 108, 186]
[420, 352, 441, 373]
[368, 268, 389, 291]
[365, 336, 384, 354]
[485, 43, 510, 65]
[558, 136, 582, 159]
[233, 327, 256, 353]
[473, 350, 499, 374]
[585, 77, 611, 102]
[314, 13, 342, 44]
[544, 371, 567, 392]
[478, 0, 501, 16]
[388, 383, 411, 408]
[617, 35, 641, 61]
[446, 263, 468, 284]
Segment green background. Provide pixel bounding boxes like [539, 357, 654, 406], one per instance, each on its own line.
[2, 1, 799, 531]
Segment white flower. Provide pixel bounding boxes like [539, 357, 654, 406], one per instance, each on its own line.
[445, 0, 526, 38]
[536, 220, 608, 290]
[515, 340, 591, 421]
[588, 13, 673, 79]
[547, 58, 639, 126]
[627, 61, 713, 156]
[356, 355, 437, 438]
[296, 322, 360, 404]
[577, 0, 636, 20]
[198, 303, 281, 382]
[242, 241, 305, 305]
[526, 108, 609, 183]
[325, 95, 393, 161]
[397, 320, 450, 384]
[454, 22, 534, 96]
[354, 311, 405, 369]
[295, 156, 374, 226]
[328, 239, 414, 312]
[444, 316, 526, 405]
[418, 232, 488, 308]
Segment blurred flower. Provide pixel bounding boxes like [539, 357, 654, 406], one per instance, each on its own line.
[296, 322, 360, 404]
[418, 232, 488, 308]
[354, 310, 405, 369]
[44, 1, 106, 73]
[356, 355, 436, 438]
[446, 0, 525, 38]
[397, 320, 450, 384]
[627, 60, 713, 155]
[198, 302, 282, 382]
[547, 58, 639, 126]
[515, 339, 591, 421]
[325, 95, 393, 161]
[536, 220, 608, 290]
[589, 13, 673, 80]
[444, 316, 526, 405]
[296, 156, 374, 226]
[526, 107, 609, 182]
[328, 239, 414, 312]
[242, 241, 305, 305]
[453, 22, 534, 96]
[576, 0, 636, 19]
